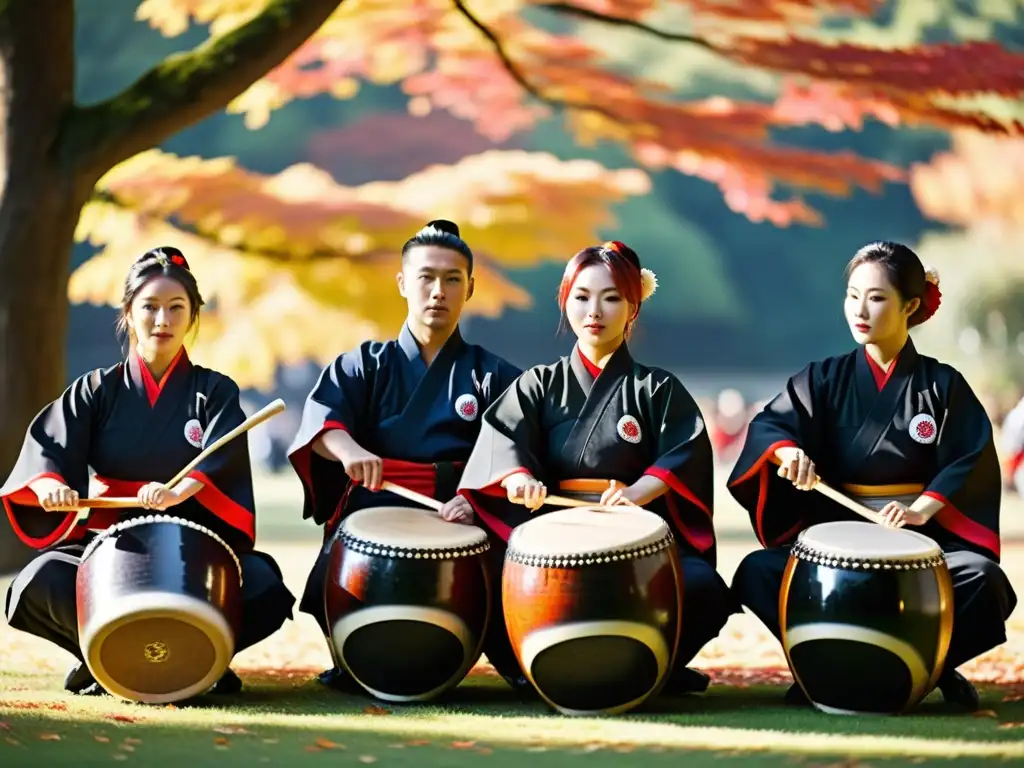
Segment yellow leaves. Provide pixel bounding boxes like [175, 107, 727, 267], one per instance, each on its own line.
[73, 148, 646, 390]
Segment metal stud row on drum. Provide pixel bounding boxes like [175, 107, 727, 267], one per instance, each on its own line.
[79, 514, 244, 581]
[789, 541, 946, 571]
[337, 532, 491, 560]
[505, 531, 675, 568]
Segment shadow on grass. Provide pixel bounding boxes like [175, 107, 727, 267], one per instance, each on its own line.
[2, 671, 1024, 767]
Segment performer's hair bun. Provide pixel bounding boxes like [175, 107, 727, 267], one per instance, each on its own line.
[426, 219, 460, 238]
[401, 219, 473, 272]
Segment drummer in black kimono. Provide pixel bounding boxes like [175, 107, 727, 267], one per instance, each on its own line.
[2, 247, 295, 697]
[728, 241, 1017, 711]
[286, 220, 521, 690]
[458, 240, 736, 696]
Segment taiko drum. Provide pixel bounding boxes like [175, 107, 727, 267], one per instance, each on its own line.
[325, 506, 491, 702]
[502, 506, 683, 715]
[76, 515, 243, 704]
[781, 521, 954, 715]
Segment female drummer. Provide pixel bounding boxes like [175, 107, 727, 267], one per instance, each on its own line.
[1, 247, 296, 696]
[458, 240, 736, 696]
[728, 241, 1017, 710]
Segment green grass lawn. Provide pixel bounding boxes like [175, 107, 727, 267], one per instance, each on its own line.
[2, 669, 1023, 767]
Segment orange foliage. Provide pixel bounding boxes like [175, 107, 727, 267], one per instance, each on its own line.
[172, 0, 1022, 226]
[910, 132, 1024, 228]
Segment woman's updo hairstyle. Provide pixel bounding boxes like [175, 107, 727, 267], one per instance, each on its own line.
[115, 246, 205, 344]
[401, 219, 474, 274]
[844, 240, 941, 327]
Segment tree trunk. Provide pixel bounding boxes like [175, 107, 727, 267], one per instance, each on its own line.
[0, 2, 83, 574]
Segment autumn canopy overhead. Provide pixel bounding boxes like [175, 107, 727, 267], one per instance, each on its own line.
[72, 0, 1024, 390]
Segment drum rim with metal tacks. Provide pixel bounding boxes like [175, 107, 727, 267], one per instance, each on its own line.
[505, 506, 675, 567]
[77, 515, 241, 704]
[336, 506, 490, 560]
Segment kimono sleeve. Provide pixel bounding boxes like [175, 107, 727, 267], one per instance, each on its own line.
[186, 374, 256, 549]
[1, 370, 102, 549]
[286, 349, 372, 525]
[726, 362, 826, 547]
[641, 373, 717, 560]
[922, 372, 1003, 561]
[457, 368, 547, 541]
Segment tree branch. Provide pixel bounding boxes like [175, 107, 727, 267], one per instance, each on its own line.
[534, 2, 719, 52]
[61, 0, 344, 180]
[451, 0, 622, 122]
[90, 188, 369, 263]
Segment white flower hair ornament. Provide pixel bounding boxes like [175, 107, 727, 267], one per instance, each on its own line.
[924, 266, 940, 286]
[640, 267, 658, 301]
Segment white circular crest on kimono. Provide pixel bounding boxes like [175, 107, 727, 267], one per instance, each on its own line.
[617, 415, 642, 444]
[184, 419, 204, 448]
[909, 413, 937, 445]
[455, 394, 479, 422]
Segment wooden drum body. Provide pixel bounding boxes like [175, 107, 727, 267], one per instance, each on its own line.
[76, 515, 243, 704]
[502, 507, 683, 716]
[325, 507, 491, 702]
[781, 521, 954, 715]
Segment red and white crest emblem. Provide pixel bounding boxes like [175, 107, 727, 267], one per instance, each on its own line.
[909, 413, 937, 445]
[455, 394, 479, 422]
[617, 415, 642, 444]
[184, 419, 204, 448]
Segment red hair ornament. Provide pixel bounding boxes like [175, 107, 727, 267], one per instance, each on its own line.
[917, 267, 941, 324]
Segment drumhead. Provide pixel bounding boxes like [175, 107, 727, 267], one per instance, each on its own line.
[507, 507, 669, 558]
[797, 521, 940, 561]
[341, 507, 488, 550]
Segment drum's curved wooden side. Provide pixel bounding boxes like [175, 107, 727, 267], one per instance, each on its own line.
[781, 544, 954, 716]
[325, 536, 491, 703]
[76, 517, 242, 704]
[502, 543, 683, 716]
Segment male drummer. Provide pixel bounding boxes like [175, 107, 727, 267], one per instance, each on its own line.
[287, 220, 523, 691]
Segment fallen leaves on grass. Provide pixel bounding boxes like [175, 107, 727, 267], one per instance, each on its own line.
[105, 714, 139, 724]
[405, 739, 430, 747]
[998, 722, 1024, 729]
[362, 705, 390, 715]
[95, 735, 110, 743]
[451, 741, 477, 749]
[358, 756, 377, 763]
[38, 733, 61, 741]
[972, 709, 999, 718]
[0, 700, 67, 711]
[315, 737, 344, 750]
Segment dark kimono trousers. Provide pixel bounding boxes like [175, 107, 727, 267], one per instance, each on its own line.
[458, 343, 735, 682]
[2, 350, 295, 671]
[728, 339, 1017, 669]
[286, 324, 521, 625]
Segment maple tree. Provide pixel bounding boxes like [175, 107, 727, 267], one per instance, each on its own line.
[1, 0, 1023, 569]
[908, 130, 1024, 394]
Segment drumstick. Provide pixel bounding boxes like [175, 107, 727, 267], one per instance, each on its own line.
[811, 480, 886, 525]
[75, 399, 287, 508]
[380, 481, 444, 512]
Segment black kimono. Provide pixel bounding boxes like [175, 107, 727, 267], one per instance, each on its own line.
[287, 324, 521, 632]
[2, 351, 295, 690]
[728, 339, 1017, 672]
[458, 343, 736, 689]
